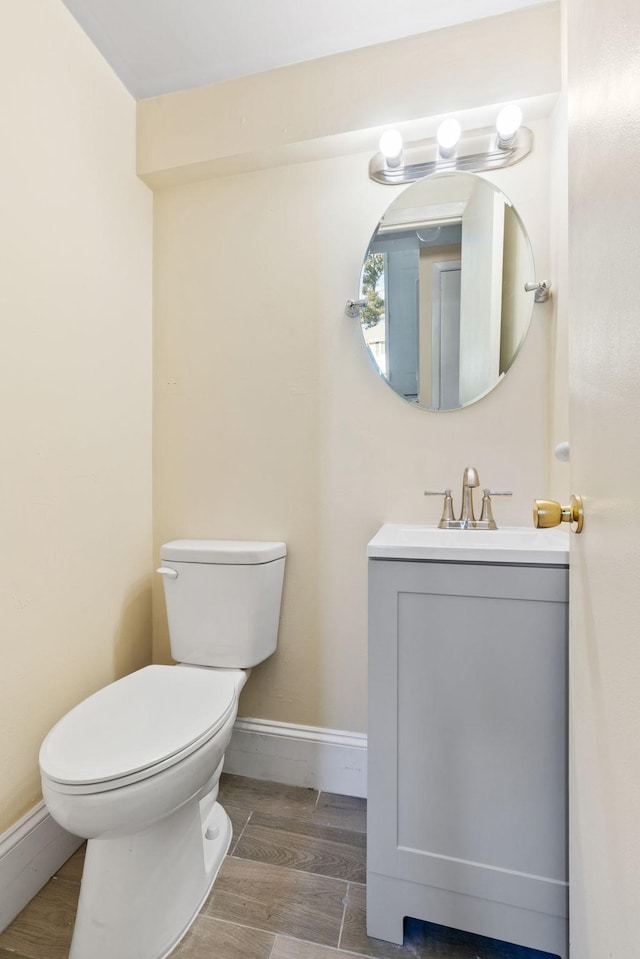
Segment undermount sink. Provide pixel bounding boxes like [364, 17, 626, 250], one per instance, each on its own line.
[367, 524, 569, 564]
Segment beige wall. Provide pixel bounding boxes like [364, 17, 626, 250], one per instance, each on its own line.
[548, 92, 570, 503]
[0, 0, 153, 833]
[138, 3, 560, 187]
[152, 104, 559, 730]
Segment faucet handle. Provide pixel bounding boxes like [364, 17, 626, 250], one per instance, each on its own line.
[425, 489, 455, 528]
[479, 489, 513, 529]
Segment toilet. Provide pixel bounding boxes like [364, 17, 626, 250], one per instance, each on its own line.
[39, 539, 286, 959]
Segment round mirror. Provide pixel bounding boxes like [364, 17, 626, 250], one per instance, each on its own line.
[359, 172, 535, 411]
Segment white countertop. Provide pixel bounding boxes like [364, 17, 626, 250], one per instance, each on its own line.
[367, 524, 570, 565]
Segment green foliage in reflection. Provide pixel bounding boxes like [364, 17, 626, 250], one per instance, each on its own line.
[361, 252, 385, 328]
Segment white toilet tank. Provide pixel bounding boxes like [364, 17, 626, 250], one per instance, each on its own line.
[159, 539, 286, 668]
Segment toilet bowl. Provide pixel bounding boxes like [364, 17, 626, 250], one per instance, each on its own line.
[39, 540, 286, 959]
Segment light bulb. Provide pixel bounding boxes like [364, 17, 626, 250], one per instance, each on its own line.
[496, 104, 523, 146]
[437, 118, 461, 158]
[379, 129, 403, 168]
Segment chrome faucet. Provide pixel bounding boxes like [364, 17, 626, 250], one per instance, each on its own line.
[425, 467, 512, 529]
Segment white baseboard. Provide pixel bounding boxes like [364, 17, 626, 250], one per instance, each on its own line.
[0, 802, 82, 933]
[224, 718, 368, 798]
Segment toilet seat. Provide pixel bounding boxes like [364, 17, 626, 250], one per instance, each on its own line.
[39, 665, 237, 794]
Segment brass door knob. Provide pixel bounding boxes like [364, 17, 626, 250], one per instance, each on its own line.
[533, 494, 584, 533]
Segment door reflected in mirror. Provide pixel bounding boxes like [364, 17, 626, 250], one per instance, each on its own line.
[359, 172, 535, 411]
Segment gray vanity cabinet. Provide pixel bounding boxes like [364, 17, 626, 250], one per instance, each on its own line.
[367, 558, 568, 959]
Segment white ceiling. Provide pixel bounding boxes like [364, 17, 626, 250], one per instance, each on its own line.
[61, 0, 548, 100]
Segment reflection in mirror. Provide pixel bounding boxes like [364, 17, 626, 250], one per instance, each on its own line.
[359, 172, 535, 411]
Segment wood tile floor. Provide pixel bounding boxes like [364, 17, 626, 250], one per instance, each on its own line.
[0, 774, 558, 959]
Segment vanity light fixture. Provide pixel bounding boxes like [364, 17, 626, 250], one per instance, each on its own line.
[379, 129, 404, 168]
[369, 109, 532, 185]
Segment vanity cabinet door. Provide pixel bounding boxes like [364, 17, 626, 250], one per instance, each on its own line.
[367, 559, 568, 957]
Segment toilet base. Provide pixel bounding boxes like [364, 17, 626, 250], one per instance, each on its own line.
[69, 794, 231, 959]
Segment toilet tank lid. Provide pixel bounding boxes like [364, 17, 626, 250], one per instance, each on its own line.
[160, 539, 286, 564]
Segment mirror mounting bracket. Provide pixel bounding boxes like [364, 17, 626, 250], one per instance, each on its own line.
[524, 281, 552, 303]
[345, 298, 366, 318]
